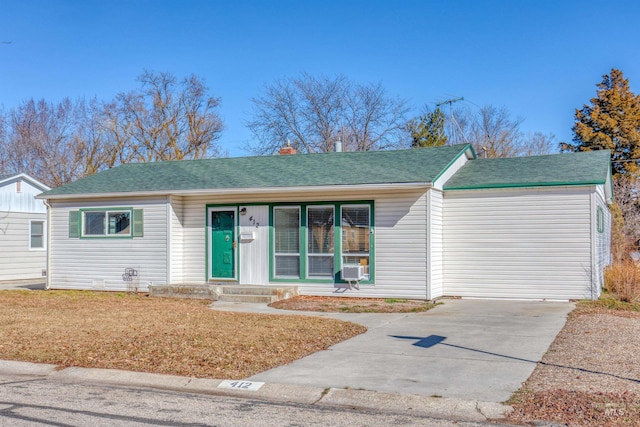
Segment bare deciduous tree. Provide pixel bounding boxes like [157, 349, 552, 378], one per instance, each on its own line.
[5, 98, 80, 187]
[443, 105, 555, 158]
[109, 70, 224, 162]
[246, 72, 409, 154]
[0, 71, 224, 187]
[470, 105, 523, 158]
[613, 176, 640, 242]
[521, 132, 557, 157]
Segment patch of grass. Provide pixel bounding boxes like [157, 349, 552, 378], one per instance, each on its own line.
[0, 290, 366, 379]
[384, 298, 407, 304]
[579, 297, 640, 312]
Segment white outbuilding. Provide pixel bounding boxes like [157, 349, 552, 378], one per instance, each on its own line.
[0, 173, 50, 283]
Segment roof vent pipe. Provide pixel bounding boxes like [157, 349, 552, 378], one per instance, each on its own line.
[335, 140, 342, 153]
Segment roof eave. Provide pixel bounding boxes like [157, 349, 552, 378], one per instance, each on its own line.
[444, 180, 607, 191]
[39, 182, 433, 201]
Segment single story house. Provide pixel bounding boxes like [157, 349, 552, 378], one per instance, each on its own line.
[0, 173, 50, 283]
[37, 143, 612, 300]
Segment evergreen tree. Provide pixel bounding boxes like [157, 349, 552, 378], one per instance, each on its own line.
[408, 107, 448, 148]
[563, 68, 640, 176]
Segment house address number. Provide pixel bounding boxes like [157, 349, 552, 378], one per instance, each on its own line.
[218, 380, 264, 391]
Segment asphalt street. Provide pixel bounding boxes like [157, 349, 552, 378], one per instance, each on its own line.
[0, 373, 512, 427]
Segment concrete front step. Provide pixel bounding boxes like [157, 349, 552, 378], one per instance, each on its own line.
[218, 294, 280, 303]
[149, 284, 298, 303]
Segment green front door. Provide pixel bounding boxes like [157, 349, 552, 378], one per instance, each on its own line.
[211, 210, 235, 279]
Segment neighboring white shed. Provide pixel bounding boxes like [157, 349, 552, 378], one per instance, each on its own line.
[0, 173, 50, 283]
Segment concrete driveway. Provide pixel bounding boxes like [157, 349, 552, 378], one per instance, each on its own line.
[240, 299, 573, 403]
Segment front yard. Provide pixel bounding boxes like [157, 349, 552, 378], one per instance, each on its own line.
[0, 290, 366, 379]
[508, 301, 640, 426]
[4, 290, 640, 425]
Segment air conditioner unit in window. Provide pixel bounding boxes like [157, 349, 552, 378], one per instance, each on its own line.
[342, 264, 365, 282]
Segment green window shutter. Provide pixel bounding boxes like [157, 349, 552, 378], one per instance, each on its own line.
[69, 211, 80, 238]
[132, 209, 144, 237]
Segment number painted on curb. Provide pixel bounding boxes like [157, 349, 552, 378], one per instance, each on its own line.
[218, 380, 264, 391]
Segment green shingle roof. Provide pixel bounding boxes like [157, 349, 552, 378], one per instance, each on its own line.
[443, 150, 611, 190]
[40, 144, 472, 198]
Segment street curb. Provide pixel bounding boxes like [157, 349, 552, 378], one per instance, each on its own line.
[0, 360, 58, 376]
[0, 360, 512, 423]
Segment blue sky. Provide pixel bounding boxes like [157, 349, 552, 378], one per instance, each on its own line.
[1, 0, 639, 157]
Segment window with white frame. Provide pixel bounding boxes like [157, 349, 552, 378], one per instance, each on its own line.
[83, 210, 131, 237]
[30, 220, 45, 249]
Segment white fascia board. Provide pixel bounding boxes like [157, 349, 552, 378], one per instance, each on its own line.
[38, 182, 432, 201]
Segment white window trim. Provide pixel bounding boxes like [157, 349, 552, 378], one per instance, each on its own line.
[29, 219, 46, 250]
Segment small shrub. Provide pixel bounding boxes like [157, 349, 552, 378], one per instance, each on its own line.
[604, 261, 640, 303]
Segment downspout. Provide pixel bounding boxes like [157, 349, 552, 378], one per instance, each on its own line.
[42, 199, 52, 290]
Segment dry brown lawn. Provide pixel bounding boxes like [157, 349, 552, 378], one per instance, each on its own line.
[508, 303, 640, 427]
[269, 295, 438, 313]
[0, 290, 366, 379]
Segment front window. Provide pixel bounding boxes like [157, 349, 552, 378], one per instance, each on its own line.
[83, 210, 131, 237]
[274, 207, 300, 278]
[271, 202, 373, 283]
[307, 206, 334, 278]
[341, 205, 371, 280]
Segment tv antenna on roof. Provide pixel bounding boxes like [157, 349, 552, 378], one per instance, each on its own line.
[436, 96, 467, 144]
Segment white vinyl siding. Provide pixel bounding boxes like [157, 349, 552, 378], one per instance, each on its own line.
[177, 188, 429, 298]
[181, 196, 209, 283]
[428, 189, 444, 299]
[0, 179, 48, 214]
[0, 212, 47, 282]
[48, 197, 168, 291]
[367, 189, 428, 299]
[593, 186, 612, 297]
[443, 187, 596, 300]
[169, 195, 184, 283]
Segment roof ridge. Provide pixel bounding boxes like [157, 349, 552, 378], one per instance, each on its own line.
[40, 144, 471, 198]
